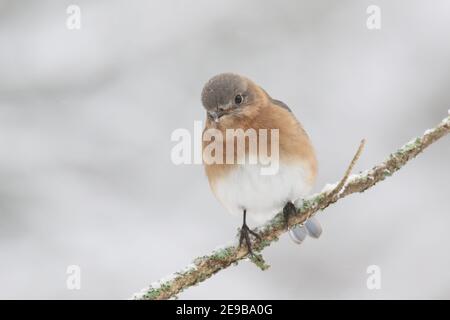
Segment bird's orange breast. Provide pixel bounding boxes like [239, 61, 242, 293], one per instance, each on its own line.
[202, 101, 317, 193]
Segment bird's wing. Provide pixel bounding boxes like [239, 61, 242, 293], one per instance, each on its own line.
[258, 86, 292, 112]
[271, 98, 292, 112]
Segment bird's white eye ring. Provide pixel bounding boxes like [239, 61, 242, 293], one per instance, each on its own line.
[234, 94, 243, 105]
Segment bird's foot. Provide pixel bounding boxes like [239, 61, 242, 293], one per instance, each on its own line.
[239, 223, 261, 256]
[283, 201, 297, 230]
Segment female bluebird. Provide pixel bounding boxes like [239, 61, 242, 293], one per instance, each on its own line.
[201, 73, 322, 254]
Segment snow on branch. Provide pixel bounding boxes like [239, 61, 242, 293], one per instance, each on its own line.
[132, 112, 450, 300]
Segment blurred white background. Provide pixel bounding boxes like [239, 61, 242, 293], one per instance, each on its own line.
[0, 0, 449, 299]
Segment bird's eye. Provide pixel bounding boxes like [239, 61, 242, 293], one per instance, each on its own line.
[234, 94, 243, 105]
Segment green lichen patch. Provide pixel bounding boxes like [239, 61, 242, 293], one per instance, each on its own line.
[211, 246, 235, 261]
[193, 256, 208, 265]
[142, 282, 172, 300]
[382, 169, 392, 177]
[401, 137, 422, 154]
[249, 253, 270, 271]
[300, 199, 313, 210]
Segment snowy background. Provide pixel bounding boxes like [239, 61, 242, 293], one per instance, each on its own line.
[0, 0, 449, 299]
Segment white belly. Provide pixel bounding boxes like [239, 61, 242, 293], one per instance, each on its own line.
[212, 162, 313, 226]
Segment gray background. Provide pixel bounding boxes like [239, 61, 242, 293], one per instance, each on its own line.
[0, 0, 449, 299]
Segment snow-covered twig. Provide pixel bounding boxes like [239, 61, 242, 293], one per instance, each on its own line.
[133, 112, 450, 300]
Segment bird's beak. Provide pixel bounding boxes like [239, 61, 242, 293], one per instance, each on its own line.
[208, 109, 226, 123]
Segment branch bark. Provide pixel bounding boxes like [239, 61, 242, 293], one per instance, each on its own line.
[133, 113, 450, 300]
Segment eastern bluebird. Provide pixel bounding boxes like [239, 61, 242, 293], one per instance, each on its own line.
[201, 73, 322, 254]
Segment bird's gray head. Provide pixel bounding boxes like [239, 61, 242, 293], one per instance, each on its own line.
[201, 73, 258, 123]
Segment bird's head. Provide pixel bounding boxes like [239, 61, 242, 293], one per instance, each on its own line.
[201, 73, 268, 125]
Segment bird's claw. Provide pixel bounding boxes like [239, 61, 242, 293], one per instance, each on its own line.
[239, 224, 261, 256]
[283, 201, 297, 230]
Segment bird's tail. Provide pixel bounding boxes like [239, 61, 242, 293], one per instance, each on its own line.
[288, 216, 322, 244]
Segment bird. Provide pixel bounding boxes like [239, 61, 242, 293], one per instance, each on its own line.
[201, 73, 322, 254]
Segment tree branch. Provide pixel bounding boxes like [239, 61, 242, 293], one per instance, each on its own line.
[133, 112, 450, 300]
